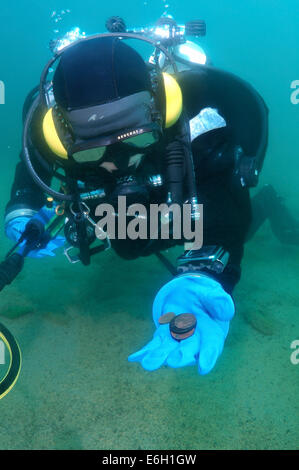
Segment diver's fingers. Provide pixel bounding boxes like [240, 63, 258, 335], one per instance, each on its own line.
[128, 332, 164, 362]
[128, 326, 179, 371]
[51, 237, 66, 248]
[166, 331, 200, 368]
[140, 337, 179, 371]
[28, 249, 55, 258]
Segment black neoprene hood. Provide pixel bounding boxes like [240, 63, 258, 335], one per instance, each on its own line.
[53, 36, 152, 110]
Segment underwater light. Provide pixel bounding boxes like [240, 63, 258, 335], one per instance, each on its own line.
[174, 41, 207, 65]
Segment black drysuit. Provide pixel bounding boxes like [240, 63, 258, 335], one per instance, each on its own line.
[5, 70, 253, 295]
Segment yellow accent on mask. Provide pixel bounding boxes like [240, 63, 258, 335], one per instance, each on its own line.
[162, 72, 183, 128]
[43, 108, 68, 159]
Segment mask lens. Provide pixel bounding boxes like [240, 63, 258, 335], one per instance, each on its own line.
[71, 129, 159, 163]
[72, 146, 106, 163]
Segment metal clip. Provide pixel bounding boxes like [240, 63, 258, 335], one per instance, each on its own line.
[64, 246, 81, 264]
[177, 245, 230, 275]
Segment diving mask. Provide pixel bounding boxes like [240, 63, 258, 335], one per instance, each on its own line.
[71, 125, 160, 164]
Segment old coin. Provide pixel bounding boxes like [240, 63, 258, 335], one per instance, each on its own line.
[170, 313, 197, 335]
[170, 328, 196, 341]
[158, 312, 176, 325]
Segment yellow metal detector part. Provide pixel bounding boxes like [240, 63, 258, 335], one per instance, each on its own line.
[0, 324, 22, 400]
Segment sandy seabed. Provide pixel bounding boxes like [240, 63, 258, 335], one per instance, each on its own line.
[0, 222, 298, 450]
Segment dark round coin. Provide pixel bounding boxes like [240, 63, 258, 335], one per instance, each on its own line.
[158, 312, 176, 325]
[170, 313, 197, 335]
[170, 328, 196, 341]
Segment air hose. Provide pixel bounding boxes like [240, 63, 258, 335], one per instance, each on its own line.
[164, 138, 185, 204]
[22, 95, 74, 202]
[179, 111, 199, 208]
[165, 112, 199, 212]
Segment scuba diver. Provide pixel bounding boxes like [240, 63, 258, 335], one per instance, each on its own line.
[1, 16, 298, 376]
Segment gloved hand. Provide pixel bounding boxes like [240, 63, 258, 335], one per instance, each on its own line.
[5, 216, 65, 258]
[128, 274, 235, 375]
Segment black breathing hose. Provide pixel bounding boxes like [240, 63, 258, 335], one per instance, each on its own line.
[179, 112, 198, 204]
[165, 139, 185, 204]
[22, 95, 74, 202]
[165, 113, 198, 206]
[22, 85, 40, 124]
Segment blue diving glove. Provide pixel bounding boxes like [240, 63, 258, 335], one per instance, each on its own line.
[5, 216, 65, 258]
[128, 274, 235, 375]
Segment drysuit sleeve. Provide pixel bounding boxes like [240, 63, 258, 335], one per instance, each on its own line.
[5, 151, 52, 218]
[190, 126, 252, 294]
[5, 101, 54, 221]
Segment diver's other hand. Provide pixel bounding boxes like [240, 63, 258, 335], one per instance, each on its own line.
[23, 236, 65, 258]
[128, 275, 235, 375]
[5, 216, 30, 243]
[5, 216, 65, 258]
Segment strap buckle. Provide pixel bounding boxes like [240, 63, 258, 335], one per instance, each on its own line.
[177, 245, 230, 275]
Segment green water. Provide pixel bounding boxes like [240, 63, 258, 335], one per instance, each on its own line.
[0, 0, 298, 450]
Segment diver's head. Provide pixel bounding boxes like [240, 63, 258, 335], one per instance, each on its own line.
[42, 36, 182, 173]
